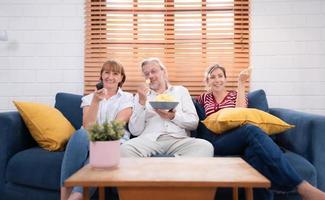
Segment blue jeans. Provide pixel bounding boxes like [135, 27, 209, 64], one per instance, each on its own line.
[61, 129, 119, 199]
[199, 124, 303, 200]
[60, 128, 95, 195]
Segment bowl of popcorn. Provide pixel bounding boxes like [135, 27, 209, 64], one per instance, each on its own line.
[149, 94, 179, 110]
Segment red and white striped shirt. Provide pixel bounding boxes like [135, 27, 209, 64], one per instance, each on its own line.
[197, 90, 247, 117]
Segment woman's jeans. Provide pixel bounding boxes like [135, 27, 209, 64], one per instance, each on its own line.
[60, 128, 96, 195]
[200, 124, 303, 200]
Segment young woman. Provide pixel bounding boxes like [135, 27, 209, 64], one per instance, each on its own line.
[60, 60, 133, 200]
[197, 64, 325, 200]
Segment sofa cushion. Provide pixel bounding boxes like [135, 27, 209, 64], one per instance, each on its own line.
[55, 93, 83, 130]
[195, 89, 271, 140]
[6, 147, 64, 191]
[248, 89, 269, 112]
[13, 101, 76, 151]
[4, 183, 60, 200]
[202, 108, 294, 135]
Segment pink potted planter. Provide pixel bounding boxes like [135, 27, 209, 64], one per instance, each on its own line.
[89, 140, 120, 168]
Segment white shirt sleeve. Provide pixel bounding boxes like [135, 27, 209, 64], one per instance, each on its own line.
[118, 92, 134, 112]
[171, 86, 199, 131]
[80, 93, 94, 108]
[128, 94, 146, 136]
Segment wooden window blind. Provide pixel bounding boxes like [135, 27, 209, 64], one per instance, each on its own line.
[84, 0, 249, 96]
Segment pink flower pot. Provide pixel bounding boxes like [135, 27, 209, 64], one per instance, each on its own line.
[89, 140, 120, 168]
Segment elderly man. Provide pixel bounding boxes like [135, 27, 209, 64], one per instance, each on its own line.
[121, 58, 213, 157]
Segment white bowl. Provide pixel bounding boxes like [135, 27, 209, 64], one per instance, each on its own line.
[149, 101, 179, 110]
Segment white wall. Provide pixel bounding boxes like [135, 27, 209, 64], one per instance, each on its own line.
[0, 0, 324, 115]
[250, 0, 325, 115]
[0, 0, 84, 111]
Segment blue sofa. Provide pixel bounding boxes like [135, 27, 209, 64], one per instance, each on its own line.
[0, 90, 324, 200]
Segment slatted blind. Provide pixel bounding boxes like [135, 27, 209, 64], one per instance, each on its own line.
[84, 0, 249, 96]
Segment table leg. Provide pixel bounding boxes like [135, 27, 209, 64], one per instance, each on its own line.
[245, 188, 253, 200]
[83, 187, 89, 200]
[99, 187, 105, 200]
[232, 187, 238, 200]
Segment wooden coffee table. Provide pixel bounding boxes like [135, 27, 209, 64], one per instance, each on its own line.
[65, 157, 270, 200]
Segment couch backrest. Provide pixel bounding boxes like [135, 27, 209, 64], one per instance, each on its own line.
[247, 89, 269, 112]
[55, 93, 83, 129]
[54, 89, 269, 131]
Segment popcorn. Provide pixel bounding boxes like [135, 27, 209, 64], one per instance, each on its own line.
[155, 94, 175, 102]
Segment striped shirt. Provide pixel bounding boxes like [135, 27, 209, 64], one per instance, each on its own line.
[197, 90, 247, 117]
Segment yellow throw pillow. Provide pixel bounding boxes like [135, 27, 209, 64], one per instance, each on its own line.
[202, 108, 294, 135]
[14, 101, 75, 151]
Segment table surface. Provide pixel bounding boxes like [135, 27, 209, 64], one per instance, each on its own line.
[65, 157, 270, 188]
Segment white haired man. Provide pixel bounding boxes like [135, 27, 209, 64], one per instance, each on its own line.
[121, 58, 214, 157]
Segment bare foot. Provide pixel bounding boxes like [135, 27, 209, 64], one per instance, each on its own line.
[67, 192, 83, 200]
[298, 181, 325, 200]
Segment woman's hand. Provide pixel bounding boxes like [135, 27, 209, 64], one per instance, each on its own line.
[93, 88, 107, 102]
[236, 68, 251, 108]
[238, 68, 252, 84]
[154, 109, 176, 120]
[137, 83, 149, 106]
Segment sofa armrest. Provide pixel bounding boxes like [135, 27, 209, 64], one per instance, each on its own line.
[270, 108, 325, 191]
[0, 112, 36, 192]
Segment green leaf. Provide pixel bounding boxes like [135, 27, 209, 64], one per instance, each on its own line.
[87, 120, 126, 141]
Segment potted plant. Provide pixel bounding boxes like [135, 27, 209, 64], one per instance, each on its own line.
[87, 120, 125, 168]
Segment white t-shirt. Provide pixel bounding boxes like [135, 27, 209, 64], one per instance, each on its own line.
[81, 88, 133, 143]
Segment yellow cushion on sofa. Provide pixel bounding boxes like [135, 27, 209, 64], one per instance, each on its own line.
[202, 108, 294, 135]
[13, 101, 75, 151]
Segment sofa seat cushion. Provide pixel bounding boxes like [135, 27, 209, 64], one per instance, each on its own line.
[6, 147, 64, 190]
[4, 182, 60, 200]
